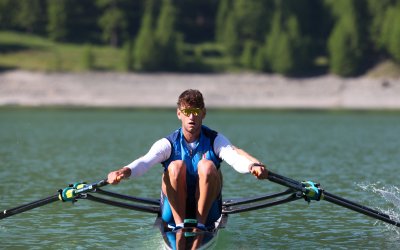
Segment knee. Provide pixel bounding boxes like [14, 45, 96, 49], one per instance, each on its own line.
[197, 159, 217, 178]
[167, 160, 186, 180]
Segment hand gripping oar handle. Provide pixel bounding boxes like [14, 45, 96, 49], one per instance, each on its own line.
[267, 171, 400, 228]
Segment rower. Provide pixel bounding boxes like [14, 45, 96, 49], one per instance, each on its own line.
[107, 89, 268, 231]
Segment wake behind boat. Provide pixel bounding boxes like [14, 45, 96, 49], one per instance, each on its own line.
[1, 171, 400, 249]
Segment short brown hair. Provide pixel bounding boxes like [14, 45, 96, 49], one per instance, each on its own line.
[177, 89, 205, 108]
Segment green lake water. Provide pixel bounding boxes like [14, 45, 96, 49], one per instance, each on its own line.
[1, 108, 400, 249]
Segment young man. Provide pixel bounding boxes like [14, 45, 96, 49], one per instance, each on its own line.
[107, 89, 268, 231]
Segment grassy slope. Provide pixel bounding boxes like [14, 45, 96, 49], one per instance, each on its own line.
[0, 30, 399, 77]
[0, 31, 122, 72]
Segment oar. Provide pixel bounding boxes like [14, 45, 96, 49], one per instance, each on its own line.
[96, 188, 160, 205]
[267, 171, 400, 227]
[0, 179, 108, 220]
[223, 189, 294, 206]
[223, 193, 302, 214]
[1, 194, 60, 220]
[84, 194, 160, 214]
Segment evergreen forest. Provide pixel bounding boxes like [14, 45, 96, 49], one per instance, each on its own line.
[0, 0, 399, 76]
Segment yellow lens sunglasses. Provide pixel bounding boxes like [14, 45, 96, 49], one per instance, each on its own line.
[180, 108, 202, 117]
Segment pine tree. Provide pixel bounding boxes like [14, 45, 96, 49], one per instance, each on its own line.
[223, 12, 241, 58]
[47, 0, 68, 41]
[381, 3, 400, 62]
[367, 0, 393, 50]
[122, 40, 134, 71]
[254, 46, 269, 72]
[96, 0, 128, 47]
[133, 0, 157, 71]
[216, 0, 272, 61]
[328, 16, 361, 76]
[0, 0, 17, 29]
[15, 0, 46, 33]
[154, 0, 183, 70]
[265, 15, 293, 75]
[232, 0, 271, 42]
[264, 10, 306, 75]
[240, 40, 257, 69]
[215, 0, 231, 43]
[326, 0, 365, 76]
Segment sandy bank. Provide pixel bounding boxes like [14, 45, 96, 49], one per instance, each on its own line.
[0, 70, 399, 109]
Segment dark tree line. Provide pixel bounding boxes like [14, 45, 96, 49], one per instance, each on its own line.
[0, 0, 399, 76]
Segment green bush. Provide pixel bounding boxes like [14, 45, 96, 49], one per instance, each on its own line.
[82, 44, 95, 70]
[240, 40, 257, 69]
[49, 47, 63, 72]
[122, 40, 133, 71]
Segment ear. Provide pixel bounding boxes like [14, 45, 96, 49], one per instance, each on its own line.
[201, 108, 206, 119]
[177, 108, 182, 120]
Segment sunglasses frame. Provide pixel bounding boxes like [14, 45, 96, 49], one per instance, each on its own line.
[180, 107, 203, 117]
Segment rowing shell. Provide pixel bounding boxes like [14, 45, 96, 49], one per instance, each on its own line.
[155, 214, 228, 250]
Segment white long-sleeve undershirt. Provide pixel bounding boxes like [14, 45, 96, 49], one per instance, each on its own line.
[126, 133, 254, 178]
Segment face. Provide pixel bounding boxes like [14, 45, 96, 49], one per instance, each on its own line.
[177, 104, 206, 137]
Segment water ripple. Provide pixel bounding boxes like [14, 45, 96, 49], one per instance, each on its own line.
[2, 109, 400, 249]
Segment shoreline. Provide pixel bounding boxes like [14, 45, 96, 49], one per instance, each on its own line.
[1, 70, 399, 110]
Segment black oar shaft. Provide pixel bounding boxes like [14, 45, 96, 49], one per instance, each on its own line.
[96, 188, 160, 205]
[223, 193, 301, 214]
[324, 193, 399, 227]
[324, 191, 390, 219]
[267, 171, 304, 192]
[1, 194, 59, 220]
[0, 179, 108, 220]
[223, 189, 294, 206]
[269, 171, 300, 186]
[85, 194, 160, 214]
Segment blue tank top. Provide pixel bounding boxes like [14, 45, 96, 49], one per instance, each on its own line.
[162, 125, 222, 195]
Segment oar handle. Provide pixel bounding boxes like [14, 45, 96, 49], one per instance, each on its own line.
[267, 171, 305, 192]
[74, 179, 108, 195]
